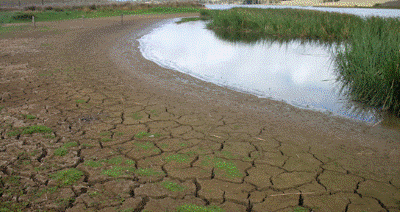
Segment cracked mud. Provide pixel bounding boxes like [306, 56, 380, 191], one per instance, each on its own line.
[0, 13, 400, 212]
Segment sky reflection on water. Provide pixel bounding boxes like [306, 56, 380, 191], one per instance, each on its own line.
[205, 4, 400, 19]
[138, 18, 378, 123]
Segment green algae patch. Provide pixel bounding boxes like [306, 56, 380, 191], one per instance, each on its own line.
[176, 204, 225, 212]
[49, 168, 83, 186]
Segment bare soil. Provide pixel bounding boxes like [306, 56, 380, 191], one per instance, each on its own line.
[0, 13, 399, 211]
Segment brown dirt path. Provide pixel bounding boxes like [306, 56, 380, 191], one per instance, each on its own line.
[0, 13, 400, 212]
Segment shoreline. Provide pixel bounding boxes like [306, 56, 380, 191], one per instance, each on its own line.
[1, 13, 399, 211]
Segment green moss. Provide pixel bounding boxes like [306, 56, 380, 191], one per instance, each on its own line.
[22, 114, 36, 120]
[134, 131, 162, 139]
[99, 131, 111, 136]
[125, 159, 135, 165]
[84, 160, 103, 168]
[160, 181, 186, 192]
[134, 168, 164, 176]
[64, 142, 78, 148]
[54, 147, 68, 156]
[102, 166, 135, 177]
[105, 157, 123, 165]
[176, 204, 225, 212]
[49, 168, 83, 186]
[101, 138, 112, 142]
[165, 154, 190, 163]
[134, 131, 148, 138]
[43, 134, 56, 139]
[135, 142, 154, 150]
[6, 130, 20, 136]
[132, 112, 143, 120]
[21, 125, 52, 134]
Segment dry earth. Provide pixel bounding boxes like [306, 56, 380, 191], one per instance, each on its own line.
[0, 13, 400, 212]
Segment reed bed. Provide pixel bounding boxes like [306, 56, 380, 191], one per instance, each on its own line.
[199, 8, 400, 117]
[334, 16, 400, 117]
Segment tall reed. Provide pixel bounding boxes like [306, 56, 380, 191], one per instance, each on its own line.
[201, 8, 363, 43]
[334, 16, 400, 117]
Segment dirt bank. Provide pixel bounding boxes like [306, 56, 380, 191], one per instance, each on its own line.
[0, 13, 399, 211]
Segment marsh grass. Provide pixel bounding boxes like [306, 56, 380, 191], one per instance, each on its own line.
[201, 8, 363, 43]
[334, 16, 400, 117]
[200, 8, 400, 117]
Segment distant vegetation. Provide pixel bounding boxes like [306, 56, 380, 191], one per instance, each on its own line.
[0, 1, 203, 24]
[196, 8, 400, 117]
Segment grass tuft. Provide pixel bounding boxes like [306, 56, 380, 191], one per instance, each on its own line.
[176, 204, 225, 212]
[49, 168, 83, 186]
[22, 125, 52, 134]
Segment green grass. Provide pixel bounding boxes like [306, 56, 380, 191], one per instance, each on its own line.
[132, 112, 143, 120]
[135, 141, 155, 150]
[200, 8, 363, 43]
[0, 106, 4, 111]
[22, 125, 52, 134]
[177, 17, 208, 24]
[84, 160, 103, 168]
[64, 142, 78, 148]
[49, 168, 83, 186]
[176, 204, 225, 212]
[134, 131, 162, 139]
[160, 181, 186, 192]
[202, 156, 242, 178]
[102, 166, 135, 177]
[0, 6, 201, 25]
[22, 114, 36, 119]
[54, 147, 68, 156]
[134, 168, 164, 176]
[7, 125, 52, 136]
[101, 138, 112, 142]
[334, 16, 400, 117]
[75, 99, 86, 103]
[164, 154, 190, 163]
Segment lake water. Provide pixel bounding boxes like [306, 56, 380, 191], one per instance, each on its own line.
[138, 18, 382, 123]
[136, 5, 400, 124]
[205, 4, 400, 18]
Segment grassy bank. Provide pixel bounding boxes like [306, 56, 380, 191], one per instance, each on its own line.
[0, 2, 203, 25]
[197, 8, 400, 117]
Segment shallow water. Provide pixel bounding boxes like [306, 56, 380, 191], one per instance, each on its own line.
[138, 18, 380, 123]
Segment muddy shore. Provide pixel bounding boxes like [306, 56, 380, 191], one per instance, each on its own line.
[0, 13, 399, 211]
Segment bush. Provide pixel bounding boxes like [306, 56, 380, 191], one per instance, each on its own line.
[54, 7, 64, 12]
[12, 12, 34, 20]
[24, 6, 36, 11]
[88, 4, 97, 10]
[44, 6, 53, 11]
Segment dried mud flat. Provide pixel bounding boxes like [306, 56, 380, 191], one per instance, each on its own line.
[0, 13, 400, 212]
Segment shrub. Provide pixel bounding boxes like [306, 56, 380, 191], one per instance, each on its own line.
[12, 12, 34, 20]
[24, 6, 36, 11]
